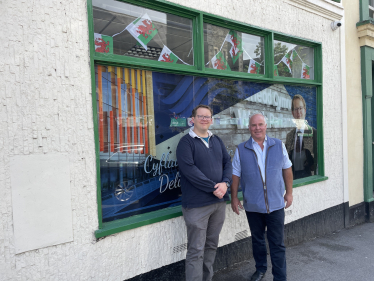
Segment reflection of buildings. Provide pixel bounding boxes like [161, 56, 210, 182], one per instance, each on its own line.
[210, 85, 293, 154]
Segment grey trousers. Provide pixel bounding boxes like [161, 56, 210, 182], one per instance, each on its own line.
[182, 202, 226, 281]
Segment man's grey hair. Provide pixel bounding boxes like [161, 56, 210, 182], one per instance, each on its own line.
[248, 112, 267, 125]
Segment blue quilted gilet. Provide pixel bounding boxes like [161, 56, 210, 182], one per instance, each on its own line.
[238, 137, 285, 213]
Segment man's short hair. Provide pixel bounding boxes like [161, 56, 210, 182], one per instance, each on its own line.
[291, 94, 306, 111]
[249, 112, 267, 125]
[191, 104, 213, 117]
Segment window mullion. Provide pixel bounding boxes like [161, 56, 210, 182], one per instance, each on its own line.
[194, 13, 205, 71]
[264, 32, 274, 79]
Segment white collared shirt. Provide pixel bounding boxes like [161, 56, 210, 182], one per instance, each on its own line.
[294, 123, 306, 153]
[232, 136, 292, 181]
[189, 127, 213, 148]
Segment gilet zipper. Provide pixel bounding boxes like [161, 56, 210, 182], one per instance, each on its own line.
[250, 146, 270, 214]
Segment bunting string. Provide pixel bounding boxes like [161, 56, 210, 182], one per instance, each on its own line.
[110, 13, 310, 76]
[201, 29, 311, 78]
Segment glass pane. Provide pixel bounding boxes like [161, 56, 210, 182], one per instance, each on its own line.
[274, 40, 314, 79]
[285, 87, 318, 179]
[204, 23, 264, 74]
[95, 65, 318, 222]
[93, 0, 193, 65]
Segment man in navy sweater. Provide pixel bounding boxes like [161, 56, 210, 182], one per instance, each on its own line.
[176, 104, 232, 281]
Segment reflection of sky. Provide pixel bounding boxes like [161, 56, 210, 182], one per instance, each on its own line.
[242, 33, 263, 60]
[93, 0, 167, 24]
[242, 34, 263, 60]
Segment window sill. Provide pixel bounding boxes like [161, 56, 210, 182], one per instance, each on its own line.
[95, 205, 183, 239]
[292, 175, 328, 187]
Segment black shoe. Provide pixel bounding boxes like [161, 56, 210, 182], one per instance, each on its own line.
[250, 270, 265, 281]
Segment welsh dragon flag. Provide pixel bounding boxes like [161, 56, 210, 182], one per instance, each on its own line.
[281, 50, 297, 73]
[211, 52, 231, 71]
[301, 63, 310, 79]
[158, 46, 178, 64]
[94, 33, 113, 54]
[125, 13, 158, 50]
[281, 52, 293, 73]
[274, 65, 279, 76]
[248, 59, 261, 74]
[225, 30, 242, 64]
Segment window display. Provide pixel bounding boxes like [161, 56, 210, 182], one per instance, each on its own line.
[95, 65, 317, 222]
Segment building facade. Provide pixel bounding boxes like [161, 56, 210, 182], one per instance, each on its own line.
[0, 0, 351, 280]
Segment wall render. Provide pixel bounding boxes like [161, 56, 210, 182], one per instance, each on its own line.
[0, 0, 344, 280]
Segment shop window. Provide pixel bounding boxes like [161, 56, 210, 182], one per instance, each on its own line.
[89, 0, 324, 234]
[273, 40, 314, 80]
[92, 0, 194, 65]
[204, 23, 265, 74]
[95, 64, 318, 223]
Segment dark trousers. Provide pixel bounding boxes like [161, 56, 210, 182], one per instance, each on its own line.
[246, 208, 286, 281]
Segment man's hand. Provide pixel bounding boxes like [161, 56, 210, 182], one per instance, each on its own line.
[282, 167, 293, 209]
[213, 182, 227, 199]
[284, 193, 293, 209]
[231, 197, 243, 215]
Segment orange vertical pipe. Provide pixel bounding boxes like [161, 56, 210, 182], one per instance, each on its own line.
[142, 70, 148, 154]
[125, 68, 131, 153]
[110, 111, 114, 152]
[97, 65, 104, 152]
[117, 67, 123, 153]
[108, 66, 117, 151]
[131, 69, 138, 153]
[137, 70, 143, 154]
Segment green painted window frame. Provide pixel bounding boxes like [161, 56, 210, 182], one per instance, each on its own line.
[88, 0, 327, 238]
[359, 0, 374, 22]
[360, 46, 374, 204]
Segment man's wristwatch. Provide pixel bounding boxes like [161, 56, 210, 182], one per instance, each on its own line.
[225, 181, 231, 188]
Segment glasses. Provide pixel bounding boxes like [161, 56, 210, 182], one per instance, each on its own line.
[292, 106, 304, 112]
[196, 115, 212, 120]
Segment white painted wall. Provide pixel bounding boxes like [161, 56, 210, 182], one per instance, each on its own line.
[0, 0, 344, 280]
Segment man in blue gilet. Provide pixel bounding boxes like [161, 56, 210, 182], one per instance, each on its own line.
[231, 113, 293, 281]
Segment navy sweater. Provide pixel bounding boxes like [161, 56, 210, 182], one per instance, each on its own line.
[176, 133, 232, 208]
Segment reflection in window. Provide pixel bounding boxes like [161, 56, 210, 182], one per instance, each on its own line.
[274, 40, 314, 79]
[93, 0, 193, 65]
[95, 65, 318, 222]
[370, 0, 374, 18]
[204, 23, 264, 74]
[284, 89, 317, 180]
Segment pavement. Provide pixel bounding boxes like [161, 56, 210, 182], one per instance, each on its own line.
[213, 222, 374, 281]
